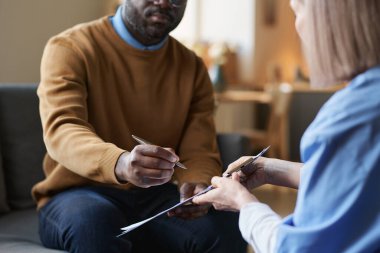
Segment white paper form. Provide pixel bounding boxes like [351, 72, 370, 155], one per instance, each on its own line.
[117, 185, 213, 237]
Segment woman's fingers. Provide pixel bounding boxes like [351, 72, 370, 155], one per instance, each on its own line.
[224, 156, 252, 175]
[193, 176, 258, 211]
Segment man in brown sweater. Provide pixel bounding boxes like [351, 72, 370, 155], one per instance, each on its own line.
[32, 0, 232, 252]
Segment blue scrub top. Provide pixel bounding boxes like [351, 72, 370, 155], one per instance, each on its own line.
[277, 66, 380, 252]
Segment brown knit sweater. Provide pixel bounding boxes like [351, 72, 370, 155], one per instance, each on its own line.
[32, 16, 222, 209]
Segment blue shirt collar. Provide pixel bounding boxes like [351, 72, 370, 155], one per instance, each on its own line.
[110, 5, 167, 51]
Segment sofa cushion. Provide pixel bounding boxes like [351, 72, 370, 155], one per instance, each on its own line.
[0, 142, 10, 213]
[0, 237, 65, 253]
[0, 209, 66, 252]
[0, 209, 40, 243]
[0, 84, 46, 210]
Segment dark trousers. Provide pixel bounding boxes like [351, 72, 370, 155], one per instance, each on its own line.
[38, 184, 246, 253]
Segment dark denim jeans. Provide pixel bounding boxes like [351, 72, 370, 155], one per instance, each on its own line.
[38, 184, 245, 253]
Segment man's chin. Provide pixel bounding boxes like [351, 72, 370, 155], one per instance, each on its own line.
[146, 27, 171, 41]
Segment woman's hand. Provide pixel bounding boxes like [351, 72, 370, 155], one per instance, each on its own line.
[193, 173, 258, 212]
[226, 156, 302, 190]
[224, 156, 268, 190]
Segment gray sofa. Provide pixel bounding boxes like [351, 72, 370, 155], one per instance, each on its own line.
[0, 83, 249, 252]
[0, 83, 64, 252]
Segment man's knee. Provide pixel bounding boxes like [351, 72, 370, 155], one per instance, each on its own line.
[186, 230, 221, 253]
[39, 188, 131, 253]
[179, 217, 223, 253]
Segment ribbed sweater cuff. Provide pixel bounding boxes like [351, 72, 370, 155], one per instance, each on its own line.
[100, 146, 126, 184]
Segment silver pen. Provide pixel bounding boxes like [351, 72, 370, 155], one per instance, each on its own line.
[131, 135, 188, 170]
[223, 146, 270, 178]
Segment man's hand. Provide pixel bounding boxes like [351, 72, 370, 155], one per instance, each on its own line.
[167, 182, 211, 219]
[115, 144, 178, 188]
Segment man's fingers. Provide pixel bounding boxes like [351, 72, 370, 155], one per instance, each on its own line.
[168, 204, 210, 219]
[132, 166, 174, 187]
[136, 144, 179, 163]
[194, 183, 207, 194]
[180, 183, 195, 201]
[138, 177, 172, 188]
[164, 147, 176, 154]
[140, 167, 174, 180]
[131, 148, 177, 170]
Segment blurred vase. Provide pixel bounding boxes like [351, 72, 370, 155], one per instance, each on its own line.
[209, 63, 226, 92]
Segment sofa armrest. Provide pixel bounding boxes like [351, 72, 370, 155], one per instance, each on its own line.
[0, 142, 10, 213]
[0, 83, 45, 210]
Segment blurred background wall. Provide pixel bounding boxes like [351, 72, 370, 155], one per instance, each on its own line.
[253, 0, 307, 86]
[172, 0, 307, 87]
[0, 0, 306, 88]
[0, 0, 107, 82]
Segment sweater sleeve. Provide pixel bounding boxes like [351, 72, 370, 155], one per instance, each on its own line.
[239, 202, 282, 253]
[38, 37, 125, 184]
[174, 56, 222, 186]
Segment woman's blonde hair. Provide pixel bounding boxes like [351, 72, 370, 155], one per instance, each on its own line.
[304, 0, 380, 86]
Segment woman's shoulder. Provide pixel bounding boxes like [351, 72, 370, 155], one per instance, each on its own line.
[301, 66, 380, 159]
[311, 67, 380, 132]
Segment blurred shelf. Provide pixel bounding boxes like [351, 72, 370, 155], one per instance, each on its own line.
[215, 90, 272, 104]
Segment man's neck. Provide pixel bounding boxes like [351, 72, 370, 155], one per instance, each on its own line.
[110, 5, 167, 51]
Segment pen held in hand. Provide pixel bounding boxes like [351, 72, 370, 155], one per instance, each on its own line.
[223, 146, 270, 178]
[116, 146, 270, 237]
[202, 146, 270, 195]
[131, 135, 188, 169]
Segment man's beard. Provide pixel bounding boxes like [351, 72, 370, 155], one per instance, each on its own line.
[123, 2, 182, 43]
